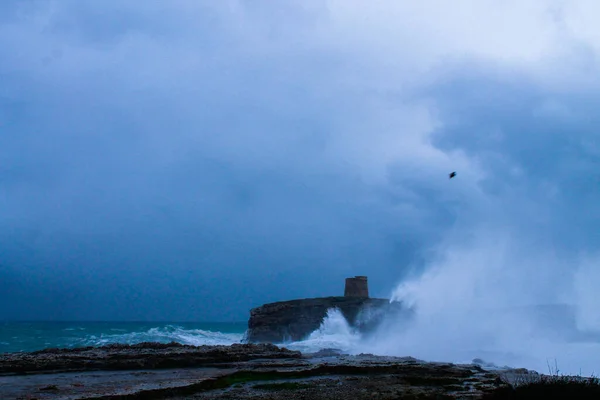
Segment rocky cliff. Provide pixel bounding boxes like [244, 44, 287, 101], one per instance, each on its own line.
[246, 296, 409, 343]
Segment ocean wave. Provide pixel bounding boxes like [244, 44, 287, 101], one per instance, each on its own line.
[79, 325, 244, 347]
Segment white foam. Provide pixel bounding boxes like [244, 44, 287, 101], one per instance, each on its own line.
[81, 325, 244, 347]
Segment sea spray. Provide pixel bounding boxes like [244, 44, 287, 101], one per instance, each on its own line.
[358, 235, 600, 376]
[284, 308, 361, 353]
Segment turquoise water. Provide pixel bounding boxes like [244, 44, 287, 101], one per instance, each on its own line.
[0, 321, 247, 353]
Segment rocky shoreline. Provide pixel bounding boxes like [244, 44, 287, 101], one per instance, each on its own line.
[0, 342, 546, 399]
[0, 342, 299, 375]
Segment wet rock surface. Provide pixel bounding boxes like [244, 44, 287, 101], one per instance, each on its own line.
[0, 342, 536, 399]
[0, 342, 300, 374]
[247, 296, 409, 343]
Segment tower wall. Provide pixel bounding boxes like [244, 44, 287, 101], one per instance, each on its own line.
[344, 276, 369, 298]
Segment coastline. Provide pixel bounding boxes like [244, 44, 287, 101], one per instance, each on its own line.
[0, 342, 536, 399]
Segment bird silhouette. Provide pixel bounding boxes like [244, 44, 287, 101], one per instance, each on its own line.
[449, 171, 456, 179]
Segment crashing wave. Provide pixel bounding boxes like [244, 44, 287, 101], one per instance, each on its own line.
[283, 308, 362, 353]
[79, 325, 244, 347]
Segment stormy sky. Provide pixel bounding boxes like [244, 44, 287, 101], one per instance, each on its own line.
[1, 1, 600, 322]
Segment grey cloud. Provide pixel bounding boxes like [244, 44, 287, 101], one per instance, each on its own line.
[1, 1, 599, 324]
[424, 67, 600, 251]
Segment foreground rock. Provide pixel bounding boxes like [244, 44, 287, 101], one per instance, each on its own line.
[0, 342, 299, 374]
[247, 296, 410, 343]
[0, 342, 537, 399]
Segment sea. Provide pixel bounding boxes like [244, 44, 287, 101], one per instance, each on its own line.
[0, 321, 249, 353]
[0, 312, 355, 354]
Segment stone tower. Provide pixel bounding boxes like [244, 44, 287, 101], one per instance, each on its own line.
[344, 276, 369, 298]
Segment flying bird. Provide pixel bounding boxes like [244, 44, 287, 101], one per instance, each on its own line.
[449, 171, 456, 179]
